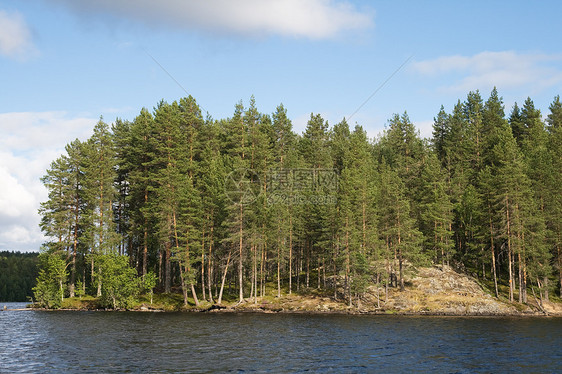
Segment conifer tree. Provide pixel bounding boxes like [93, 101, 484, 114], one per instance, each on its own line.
[299, 113, 332, 290]
[547, 96, 562, 296]
[378, 160, 423, 291]
[126, 108, 158, 277]
[82, 118, 121, 296]
[270, 104, 297, 295]
[222, 101, 251, 302]
[64, 139, 88, 297]
[419, 150, 454, 265]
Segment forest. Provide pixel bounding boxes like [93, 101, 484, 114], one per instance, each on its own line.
[34, 88, 562, 310]
[0, 251, 39, 302]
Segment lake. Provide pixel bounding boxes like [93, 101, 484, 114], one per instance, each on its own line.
[1, 302, 561, 373]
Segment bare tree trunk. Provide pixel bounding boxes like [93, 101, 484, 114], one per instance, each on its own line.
[289, 216, 293, 295]
[277, 240, 281, 298]
[165, 242, 171, 293]
[306, 240, 310, 289]
[208, 224, 214, 302]
[217, 249, 232, 305]
[345, 216, 351, 306]
[201, 230, 206, 301]
[97, 265, 102, 297]
[489, 214, 499, 298]
[143, 189, 148, 277]
[158, 249, 163, 289]
[238, 204, 244, 302]
[397, 210, 404, 292]
[179, 265, 189, 306]
[190, 283, 199, 306]
[317, 256, 321, 290]
[518, 252, 523, 304]
[506, 197, 514, 302]
[69, 202, 79, 298]
[556, 241, 562, 297]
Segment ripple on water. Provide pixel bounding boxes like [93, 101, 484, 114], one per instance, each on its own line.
[1, 310, 561, 373]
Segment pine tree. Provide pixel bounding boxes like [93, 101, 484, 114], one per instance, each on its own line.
[299, 113, 333, 291]
[270, 104, 297, 295]
[547, 96, 562, 296]
[39, 156, 73, 255]
[518, 98, 552, 301]
[432, 105, 450, 162]
[82, 118, 121, 296]
[222, 101, 251, 302]
[111, 118, 132, 256]
[378, 160, 423, 291]
[490, 121, 533, 302]
[419, 150, 454, 265]
[64, 139, 88, 297]
[127, 108, 158, 277]
[338, 124, 379, 305]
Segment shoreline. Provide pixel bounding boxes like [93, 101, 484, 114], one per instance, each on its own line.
[19, 303, 561, 317]
[11, 265, 562, 317]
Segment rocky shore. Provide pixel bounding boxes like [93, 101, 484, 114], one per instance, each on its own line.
[25, 265, 562, 316]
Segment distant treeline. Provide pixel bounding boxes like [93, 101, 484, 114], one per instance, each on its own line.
[34, 88, 562, 309]
[0, 251, 39, 302]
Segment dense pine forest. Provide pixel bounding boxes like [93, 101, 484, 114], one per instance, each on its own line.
[0, 251, 39, 302]
[34, 88, 562, 310]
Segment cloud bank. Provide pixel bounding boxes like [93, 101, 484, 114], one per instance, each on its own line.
[46, 0, 373, 39]
[0, 9, 36, 59]
[412, 51, 562, 93]
[0, 111, 96, 252]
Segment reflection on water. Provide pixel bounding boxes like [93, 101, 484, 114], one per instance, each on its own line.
[1, 305, 561, 373]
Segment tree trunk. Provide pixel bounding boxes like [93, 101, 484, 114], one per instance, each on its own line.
[217, 249, 232, 305]
[506, 197, 514, 302]
[289, 216, 293, 295]
[208, 225, 214, 302]
[489, 214, 499, 298]
[97, 265, 102, 297]
[277, 241, 281, 298]
[345, 216, 351, 305]
[556, 241, 562, 297]
[165, 242, 171, 293]
[158, 249, 163, 289]
[201, 230, 206, 302]
[190, 283, 199, 306]
[238, 204, 244, 302]
[518, 252, 523, 304]
[179, 265, 189, 306]
[143, 190, 148, 277]
[306, 240, 310, 289]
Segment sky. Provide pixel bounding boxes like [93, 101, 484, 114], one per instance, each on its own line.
[1, 0, 562, 252]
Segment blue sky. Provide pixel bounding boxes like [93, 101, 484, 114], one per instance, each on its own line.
[1, 0, 562, 252]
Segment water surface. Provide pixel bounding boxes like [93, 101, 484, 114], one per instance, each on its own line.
[1, 302, 561, 373]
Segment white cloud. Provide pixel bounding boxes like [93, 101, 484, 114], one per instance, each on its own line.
[0, 111, 96, 252]
[47, 0, 373, 39]
[0, 9, 36, 59]
[411, 51, 562, 93]
[414, 120, 434, 140]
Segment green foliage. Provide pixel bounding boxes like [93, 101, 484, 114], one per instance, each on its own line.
[141, 271, 158, 304]
[33, 251, 67, 309]
[0, 251, 39, 302]
[96, 253, 140, 309]
[35, 88, 562, 310]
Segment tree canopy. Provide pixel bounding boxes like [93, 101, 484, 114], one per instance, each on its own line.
[34, 89, 562, 309]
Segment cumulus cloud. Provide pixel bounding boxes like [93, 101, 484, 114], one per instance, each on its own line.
[46, 0, 373, 39]
[411, 51, 562, 93]
[0, 111, 96, 252]
[0, 9, 36, 59]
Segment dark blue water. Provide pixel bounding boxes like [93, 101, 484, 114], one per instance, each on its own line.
[1, 302, 561, 373]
